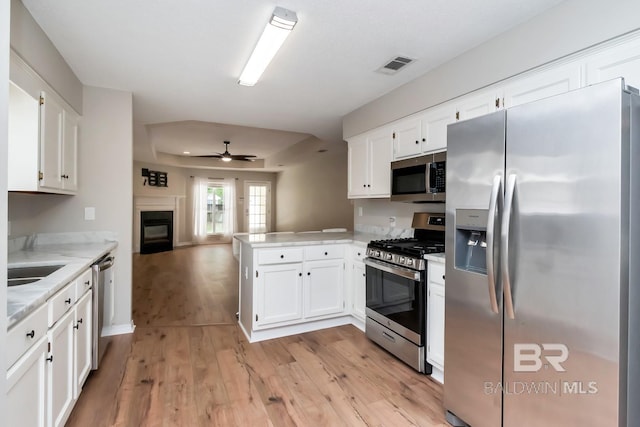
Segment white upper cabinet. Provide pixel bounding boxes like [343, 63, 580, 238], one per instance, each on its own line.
[392, 103, 455, 160]
[347, 127, 392, 199]
[503, 61, 582, 108]
[585, 36, 640, 89]
[393, 117, 422, 159]
[456, 88, 502, 122]
[8, 53, 80, 195]
[421, 102, 456, 153]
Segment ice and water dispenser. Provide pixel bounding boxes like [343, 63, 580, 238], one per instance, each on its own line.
[455, 209, 488, 275]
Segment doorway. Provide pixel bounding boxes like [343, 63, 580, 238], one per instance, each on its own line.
[244, 181, 271, 233]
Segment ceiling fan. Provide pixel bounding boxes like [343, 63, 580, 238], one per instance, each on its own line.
[195, 141, 257, 162]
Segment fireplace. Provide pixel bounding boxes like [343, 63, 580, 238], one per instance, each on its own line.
[140, 210, 173, 254]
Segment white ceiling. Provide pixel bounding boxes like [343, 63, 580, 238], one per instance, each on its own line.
[21, 0, 565, 170]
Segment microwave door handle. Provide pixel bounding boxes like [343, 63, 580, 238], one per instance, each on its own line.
[486, 175, 502, 314]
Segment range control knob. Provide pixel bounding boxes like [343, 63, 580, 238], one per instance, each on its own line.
[399, 257, 406, 264]
[406, 258, 414, 266]
[385, 253, 393, 261]
[375, 251, 381, 257]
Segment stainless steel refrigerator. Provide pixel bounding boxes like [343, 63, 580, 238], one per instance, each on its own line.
[444, 78, 640, 427]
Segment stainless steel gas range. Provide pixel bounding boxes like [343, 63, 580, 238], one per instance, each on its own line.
[364, 212, 445, 373]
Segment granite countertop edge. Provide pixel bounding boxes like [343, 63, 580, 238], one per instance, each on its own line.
[234, 232, 379, 248]
[7, 239, 118, 329]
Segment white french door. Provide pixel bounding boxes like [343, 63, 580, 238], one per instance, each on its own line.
[244, 181, 271, 233]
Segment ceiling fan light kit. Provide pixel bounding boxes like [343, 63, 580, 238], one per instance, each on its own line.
[194, 141, 257, 162]
[238, 7, 298, 86]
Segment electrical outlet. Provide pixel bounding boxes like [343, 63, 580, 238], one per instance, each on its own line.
[84, 207, 96, 221]
[389, 216, 396, 227]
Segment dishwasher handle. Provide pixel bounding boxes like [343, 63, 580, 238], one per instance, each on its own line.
[96, 256, 115, 272]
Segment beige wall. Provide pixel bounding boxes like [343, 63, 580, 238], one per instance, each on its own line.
[8, 87, 134, 328]
[1, 0, 11, 407]
[343, 0, 640, 139]
[133, 161, 278, 242]
[275, 148, 353, 232]
[9, 0, 82, 113]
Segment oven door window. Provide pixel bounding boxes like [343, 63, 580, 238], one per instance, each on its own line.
[366, 265, 424, 335]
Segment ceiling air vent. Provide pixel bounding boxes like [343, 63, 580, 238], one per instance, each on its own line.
[377, 56, 415, 75]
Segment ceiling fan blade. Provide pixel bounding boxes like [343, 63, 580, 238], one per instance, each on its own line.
[229, 155, 257, 159]
[193, 154, 223, 158]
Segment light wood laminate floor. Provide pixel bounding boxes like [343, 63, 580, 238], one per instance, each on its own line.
[66, 244, 447, 426]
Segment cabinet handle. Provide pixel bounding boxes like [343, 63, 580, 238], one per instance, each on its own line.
[84, 280, 90, 286]
[74, 324, 79, 330]
[415, 140, 419, 144]
[367, 184, 371, 188]
[65, 298, 72, 304]
[443, 275, 445, 280]
[324, 252, 328, 256]
[363, 184, 366, 188]
[46, 355, 53, 363]
[422, 138, 426, 142]
[357, 252, 361, 256]
[280, 254, 284, 259]
[307, 272, 311, 276]
[298, 273, 302, 277]
[26, 330, 35, 339]
[78, 318, 83, 324]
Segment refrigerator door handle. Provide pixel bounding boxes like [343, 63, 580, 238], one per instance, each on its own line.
[501, 174, 517, 319]
[486, 175, 502, 314]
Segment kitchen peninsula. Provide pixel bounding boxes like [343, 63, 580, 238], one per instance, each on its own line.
[236, 231, 375, 343]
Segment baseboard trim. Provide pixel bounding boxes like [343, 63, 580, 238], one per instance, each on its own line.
[102, 321, 136, 336]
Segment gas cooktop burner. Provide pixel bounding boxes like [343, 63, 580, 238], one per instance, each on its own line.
[367, 238, 445, 270]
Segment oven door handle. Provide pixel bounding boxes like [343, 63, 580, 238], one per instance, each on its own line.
[364, 258, 421, 281]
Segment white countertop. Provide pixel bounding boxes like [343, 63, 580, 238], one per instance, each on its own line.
[234, 231, 379, 248]
[7, 236, 118, 328]
[425, 253, 446, 264]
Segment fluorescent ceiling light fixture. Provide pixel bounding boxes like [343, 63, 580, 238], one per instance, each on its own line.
[238, 7, 297, 86]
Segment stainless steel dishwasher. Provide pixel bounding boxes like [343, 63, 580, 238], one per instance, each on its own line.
[92, 253, 114, 369]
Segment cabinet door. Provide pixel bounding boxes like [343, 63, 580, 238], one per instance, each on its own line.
[367, 128, 393, 197]
[74, 291, 93, 398]
[304, 259, 345, 319]
[393, 117, 422, 159]
[585, 36, 640, 89]
[503, 61, 582, 108]
[427, 282, 445, 371]
[352, 261, 366, 321]
[8, 82, 40, 191]
[47, 309, 75, 427]
[255, 264, 303, 327]
[347, 134, 369, 198]
[62, 110, 78, 191]
[421, 103, 456, 153]
[456, 89, 501, 121]
[7, 336, 48, 427]
[39, 91, 63, 190]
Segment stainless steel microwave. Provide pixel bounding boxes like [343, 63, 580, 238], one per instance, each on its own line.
[390, 152, 446, 202]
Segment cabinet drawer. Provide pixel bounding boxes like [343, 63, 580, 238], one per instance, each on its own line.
[429, 262, 445, 285]
[48, 281, 76, 327]
[75, 268, 92, 299]
[258, 248, 304, 265]
[305, 245, 345, 261]
[7, 303, 48, 369]
[351, 245, 366, 262]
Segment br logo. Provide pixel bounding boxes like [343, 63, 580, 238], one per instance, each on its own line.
[514, 343, 568, 372]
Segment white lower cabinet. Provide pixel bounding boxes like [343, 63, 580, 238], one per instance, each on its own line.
[427, 261, 445, 378]
[7, 267, 94, 427]
[47, 308, 75, 427]
[351, 261, 366, 322]
[74, 291, 93, 398]
[304, 259, 344, 319]
[7, 336, 48, 427]
[255, 263, 303, 328]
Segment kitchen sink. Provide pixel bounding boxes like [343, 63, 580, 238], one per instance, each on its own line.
[7, 264, 65, 287]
